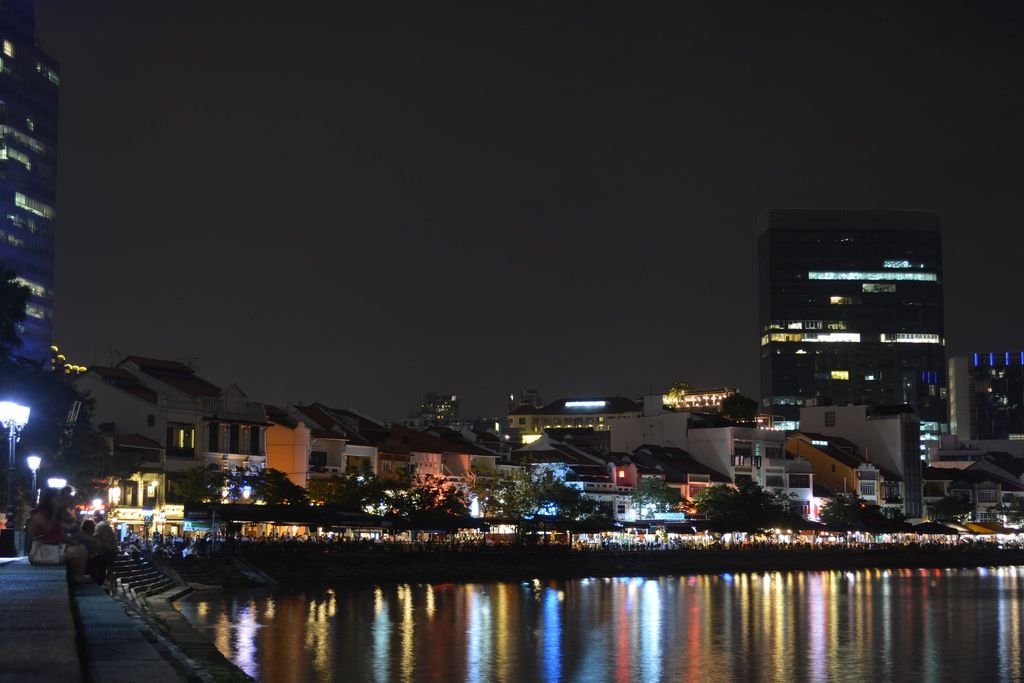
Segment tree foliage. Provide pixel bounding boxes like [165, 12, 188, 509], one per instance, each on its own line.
[992, 497, 1024, 525]
[693, 481, 790, 530]
[931, 494, 973, 523]
[255, 468, 309, 505]
[0, 267, 29, 357]
[720, 393, 759, 425]
[485, 466, 604, 523]
[631, 476, 681, 518]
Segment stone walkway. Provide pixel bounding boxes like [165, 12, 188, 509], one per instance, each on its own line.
[0, 558, 187, 683]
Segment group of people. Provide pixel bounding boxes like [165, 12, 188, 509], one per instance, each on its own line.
[26, 487, 118, 585]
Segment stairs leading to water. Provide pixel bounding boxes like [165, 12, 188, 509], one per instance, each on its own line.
[111, 553, 177, 601]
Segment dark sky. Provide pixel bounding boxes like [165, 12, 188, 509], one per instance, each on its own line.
[36, 1, 1024, 419]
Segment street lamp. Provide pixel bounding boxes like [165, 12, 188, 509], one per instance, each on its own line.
[26, 455, 41, 506]
[0, 401, 30, 531]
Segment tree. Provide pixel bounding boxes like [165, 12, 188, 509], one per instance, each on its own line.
[820, 493, 867, 524]
[991, 497, 1024, 525]
[931, 494, 973, 523]
[693, 481, 790, 530]
[631, 477, 681, 519]
[170, 466, 225, 504]
[397, 474, 470, 521]
[819, 492, 903, 525]
[255, 468, 309, 505]
[720, 393, 758, 425]
[0, 267, 29, 358]
[308, 473, 385, 512]
[486, 466, 605, 524]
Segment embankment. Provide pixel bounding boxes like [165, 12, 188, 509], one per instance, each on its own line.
[237, 546, 1024, 585]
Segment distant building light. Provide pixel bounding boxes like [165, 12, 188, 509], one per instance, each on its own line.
[564, 401, 607, 409]
[811, 440, 829, 447]
[882, 260, 911, 268]
[809, 271, 936, 282]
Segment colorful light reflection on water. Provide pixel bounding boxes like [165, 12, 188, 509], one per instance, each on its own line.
[176, 566, 1023, 682]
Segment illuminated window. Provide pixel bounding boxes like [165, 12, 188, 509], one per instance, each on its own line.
[25, 304, 45, 319]
[831, 370, 850, 380]
[829, 296, 860, 305]
[809, 271, 936, 282]
[879, 333, 942, 344]
[883, 260, 911, 268]
[166, 423, 195, 456]
[15, 192, 54, 218]
[13, 276, 46, 298]
[863, 284, 896, 293]
[3, 40, 12, 57]
[0, 146, 31, 170]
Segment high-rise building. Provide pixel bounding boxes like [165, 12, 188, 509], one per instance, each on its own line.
[758, 209, 946, 450]
[413, 392, 459, 426]
[0, 0, 59, 362]
[949, 353, 1024, 441]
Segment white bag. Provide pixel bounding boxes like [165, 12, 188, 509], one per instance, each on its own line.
[29, 541, 65, 565]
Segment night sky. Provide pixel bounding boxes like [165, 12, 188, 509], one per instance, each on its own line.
[36, 1, 1024, 419]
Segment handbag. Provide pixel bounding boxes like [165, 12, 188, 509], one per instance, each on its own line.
[29, 540, 66, 566]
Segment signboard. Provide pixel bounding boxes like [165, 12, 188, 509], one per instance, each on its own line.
[112, 507, 152, 522]
[184, 521, 211, 532]
[164, 504, 185, 520]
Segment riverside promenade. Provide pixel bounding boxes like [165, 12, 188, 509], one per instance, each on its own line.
[0, 558, 186, 683]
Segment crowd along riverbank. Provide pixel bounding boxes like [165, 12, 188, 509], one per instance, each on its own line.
[167, 544, 1024, 587]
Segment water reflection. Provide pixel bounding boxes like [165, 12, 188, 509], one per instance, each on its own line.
[176, 567, 1024, 683]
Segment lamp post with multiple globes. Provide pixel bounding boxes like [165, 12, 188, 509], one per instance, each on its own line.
[0, 401, 30, 556]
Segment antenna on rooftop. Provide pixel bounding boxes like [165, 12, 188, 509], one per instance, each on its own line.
[176, 356, 200, 369]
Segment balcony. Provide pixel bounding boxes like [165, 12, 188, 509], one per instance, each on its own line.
[201, 397, 265, 419]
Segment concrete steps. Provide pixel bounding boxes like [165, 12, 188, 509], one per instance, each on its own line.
[111, 554, 178, 601]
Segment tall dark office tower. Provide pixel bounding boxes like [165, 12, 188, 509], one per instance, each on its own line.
[758, 209, 946, 450]
[0, 0, 59, 363]
[949, 353, 1024, 441]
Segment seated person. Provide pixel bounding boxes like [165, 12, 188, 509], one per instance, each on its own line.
[27, 488, 90, 583]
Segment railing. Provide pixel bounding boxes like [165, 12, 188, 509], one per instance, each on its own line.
[201, 397, 265, 417]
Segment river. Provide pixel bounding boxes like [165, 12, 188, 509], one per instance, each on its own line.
[175, 566, 1023, 682]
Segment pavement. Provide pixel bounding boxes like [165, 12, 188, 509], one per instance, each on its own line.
[0, 558, 188, 683]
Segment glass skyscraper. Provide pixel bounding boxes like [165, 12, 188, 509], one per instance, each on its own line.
[758, 209, 946, 444]
[0, 0, 59, 363]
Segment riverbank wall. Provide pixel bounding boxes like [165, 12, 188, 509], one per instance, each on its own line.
[236, 546, 1024, 586]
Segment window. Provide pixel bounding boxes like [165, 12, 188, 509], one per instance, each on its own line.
[249, 426, 260, 455]
[166, 423, 195, 457]
[788, 474, 810, 489]
[829, 296, 860, 305]
[860, 482, 876, 497]
[809, 271, 937, 282]
[765, 474, 785, 488]
[3, 40, 12, 57]
[309, 451, 327, 467]
[978, 489, 997, 504]
[831, 370, 850, 380]
[208, 422, 220, 451]
[883, 260, 911, 268]
[862, 283, 896, 293]
[229, 424, 240, 453]
[825, 411, 836, 427]
[518, 418, 526, 425]
[733, 455, 746, 467]
[15, 192, 55, 219]
[879, 333, 942, 344]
